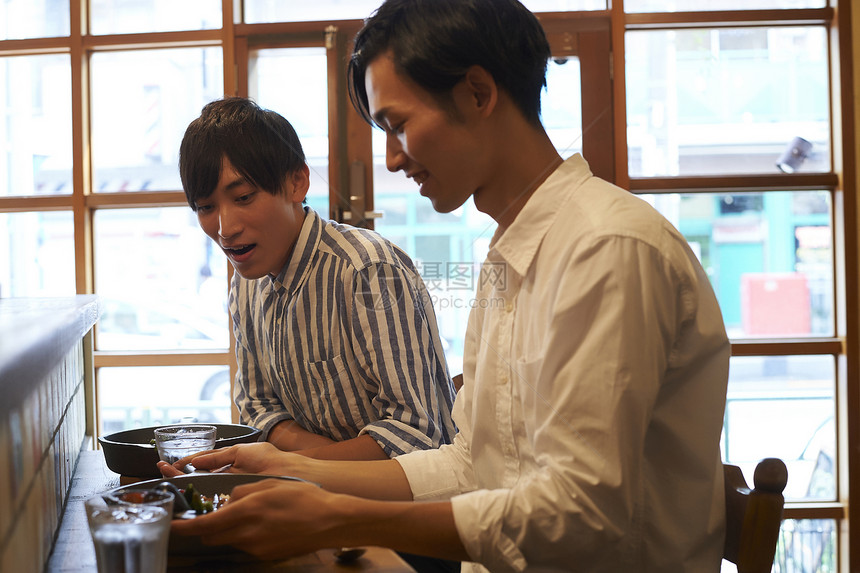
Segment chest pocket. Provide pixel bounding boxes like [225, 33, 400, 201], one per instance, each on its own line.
[296, 353, 368, 439]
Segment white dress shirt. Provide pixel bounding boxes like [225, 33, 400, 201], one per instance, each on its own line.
[396, 154, 730, 572]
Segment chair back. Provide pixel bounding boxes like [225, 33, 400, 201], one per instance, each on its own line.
[452, 373, 464, 392]
[723, 458, 788, 573]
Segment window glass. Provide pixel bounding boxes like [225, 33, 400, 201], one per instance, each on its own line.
[0, 211, 75, 297]
[98, 366, 231, 434]
[243, 0, 605, 23]
[94, 207, 229, 351]
[1, 54, 72, 197]
[626, 27, 830, 177]
[90, 0, 221, 35]
[774, 519, 837, 573]
[248, 47, 329, 215]
[521, 0, 606, 10]
[244, 0, 382, 23]
[627, 0, 825, 11]
[544, 57, 583, 157]
[373, 186, 495, 376]
[721, 518, 837, 572]
[0, 0, 69, 40]
[90, 48, 223, 193]
[723, 355, 835, 502]
[642, 191, 833, 338]
[373, 58, 582, 374]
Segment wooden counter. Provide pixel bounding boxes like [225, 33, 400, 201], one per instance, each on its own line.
[2, 297, 415, 572]
[0, 296, 101, 416]
[0, 296, 101, 572]
[47, 450, 415, 572]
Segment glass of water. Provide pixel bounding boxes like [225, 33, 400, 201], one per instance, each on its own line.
[85, 489, 173, 573]
[154, 424, 217, 466]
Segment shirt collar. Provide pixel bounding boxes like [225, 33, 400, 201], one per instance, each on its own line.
[490, 154, 592, 277]
[270, 206, 320, 294]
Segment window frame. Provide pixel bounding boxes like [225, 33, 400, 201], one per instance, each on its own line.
[0, 0, 855, 568]
[614, 4, 856, 569]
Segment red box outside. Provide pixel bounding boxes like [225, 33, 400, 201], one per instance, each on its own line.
[740, 273, 811, 336]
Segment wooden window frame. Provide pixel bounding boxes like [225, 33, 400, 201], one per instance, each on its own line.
[0, 0, 855, 568]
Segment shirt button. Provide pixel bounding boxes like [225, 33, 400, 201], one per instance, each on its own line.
[506, 302, 514, 312]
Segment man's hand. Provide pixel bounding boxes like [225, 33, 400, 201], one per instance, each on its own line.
[158, 441, 414, 502]
[157, 460, 186, 478]
[158, 442, 307, 478]
[169, 478, 467, 563]
[169, 478, 346, 560]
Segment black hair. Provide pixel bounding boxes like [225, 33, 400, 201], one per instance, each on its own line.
[348, 0, 551, 128]
[179, 96, 306, 210]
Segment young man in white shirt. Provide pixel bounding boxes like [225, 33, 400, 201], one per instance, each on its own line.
[164, 1, 730, 570]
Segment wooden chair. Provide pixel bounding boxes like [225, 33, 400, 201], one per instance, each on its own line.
[452, 373, 463, 392]
[723, 458, 788, 573]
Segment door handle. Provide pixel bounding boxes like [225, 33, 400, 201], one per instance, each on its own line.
[342, 160, 384, 224]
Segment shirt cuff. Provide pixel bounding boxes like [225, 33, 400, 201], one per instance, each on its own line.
[249, 412, 294, 442]
[359, 419, 437, 457]
[451, 490, 528, 573]
[395, 447, 463, 501]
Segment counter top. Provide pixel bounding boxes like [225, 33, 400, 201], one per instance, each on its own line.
[0, 295, 101, 417]
[48, 450, 416, 572]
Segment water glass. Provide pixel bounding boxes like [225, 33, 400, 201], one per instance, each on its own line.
[154, 424, 217, 465]
[85, 489, 173, 573]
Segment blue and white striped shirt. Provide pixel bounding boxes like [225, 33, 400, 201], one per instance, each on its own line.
[230, 208, 457, 456]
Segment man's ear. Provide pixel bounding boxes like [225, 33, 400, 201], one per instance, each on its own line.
[287, 164, 311, 203]
[461, 65, 498, 117]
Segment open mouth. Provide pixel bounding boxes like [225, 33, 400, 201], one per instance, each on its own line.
[224, 244, 255, 256]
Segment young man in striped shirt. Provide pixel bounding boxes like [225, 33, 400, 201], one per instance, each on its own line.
[177, 96, 457, 461]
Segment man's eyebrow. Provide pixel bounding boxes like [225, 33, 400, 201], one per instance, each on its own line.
[371, 107, 391, 128]
[224, 174, 249, 191]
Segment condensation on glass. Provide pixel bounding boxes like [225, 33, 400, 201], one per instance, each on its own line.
[0, 54, 72, 197]
[641, 191, 833, 338]
[93, 207, 229, 352]
[0, 0, 70, 40]
[89, 0, 221, 35]
[626, 0, 825, 12]
[248, 47, 330, 216]
[90, 48, 223, 193]
[626, 27, 830, 177]
[98, 366, 231, 434]
[0, 211, 76, 298]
